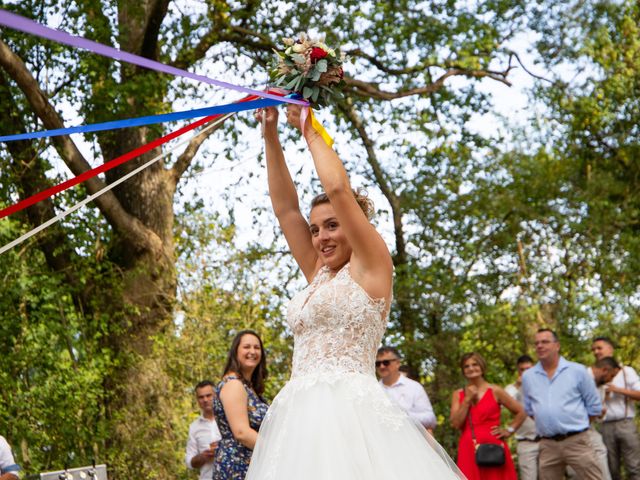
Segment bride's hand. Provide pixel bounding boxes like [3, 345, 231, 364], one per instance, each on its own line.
[255, 107, 279, 134]
[286, 105, 317, 141]
[285, 104, 303, 130]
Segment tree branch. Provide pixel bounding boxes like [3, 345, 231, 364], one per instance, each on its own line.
[48, 74, 78, 99]
[0, 74, 76, 274]
[344, 48, 440, 75]
[508, 51, 553, 83]
[336, 100, 407, 266]
[0, 70, 103, 317]
[227, 25, 273, 52]
[141, 0, 171, 60]
[171, 28, 219, 70]
[171, 23, 272, 71]
[345, 67, 513, 100]
[0, 39, 164, 255]
[170, 119, 227, 185]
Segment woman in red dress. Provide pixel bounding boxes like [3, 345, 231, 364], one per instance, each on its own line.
[450, 352, 526, 480]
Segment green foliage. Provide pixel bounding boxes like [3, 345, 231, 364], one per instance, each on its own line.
[0, 223, 111, 473]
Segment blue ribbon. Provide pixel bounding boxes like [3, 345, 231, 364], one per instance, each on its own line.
[0, 97, 284, 142]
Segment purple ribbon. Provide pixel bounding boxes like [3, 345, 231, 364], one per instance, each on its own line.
[0, 9, 307, 105]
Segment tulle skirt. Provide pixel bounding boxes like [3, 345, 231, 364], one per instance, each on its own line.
[246, 372, 465, 480]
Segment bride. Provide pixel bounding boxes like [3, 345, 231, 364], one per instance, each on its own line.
[248, 104, 464, 479]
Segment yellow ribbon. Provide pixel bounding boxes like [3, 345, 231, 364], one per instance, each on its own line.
[308, 109, 334, 148]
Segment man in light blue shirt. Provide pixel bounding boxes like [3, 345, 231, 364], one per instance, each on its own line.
[522, 328, 603, 480]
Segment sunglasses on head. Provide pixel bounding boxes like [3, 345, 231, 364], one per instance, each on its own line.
[375, 359, 398, 367]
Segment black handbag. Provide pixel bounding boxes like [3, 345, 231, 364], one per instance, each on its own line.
[468, 411, 506, 467]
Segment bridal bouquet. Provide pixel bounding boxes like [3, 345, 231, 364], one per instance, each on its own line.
[271, 34, 346, 107]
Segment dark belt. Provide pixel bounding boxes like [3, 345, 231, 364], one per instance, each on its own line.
[541, 428, 588, 441]
[603, 418, 633, 424]
[517, 436, 541, 442]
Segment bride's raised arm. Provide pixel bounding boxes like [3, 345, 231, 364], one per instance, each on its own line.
[258, 107, 319, 282]
[287, 105, 393, 301]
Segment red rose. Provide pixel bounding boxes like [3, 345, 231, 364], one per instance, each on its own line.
[310, 47, 328, 62]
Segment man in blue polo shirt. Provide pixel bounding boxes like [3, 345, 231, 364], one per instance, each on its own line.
[522, 328, 603, 479]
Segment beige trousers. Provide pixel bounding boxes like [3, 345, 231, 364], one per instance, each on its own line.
[538, 431, 604, 480]
[515, 439, 539, 480]
[601, 419, 640, 480]
[565, 427, 612, 480]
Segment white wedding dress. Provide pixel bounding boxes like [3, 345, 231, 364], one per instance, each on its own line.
[246, 264, 464, 479]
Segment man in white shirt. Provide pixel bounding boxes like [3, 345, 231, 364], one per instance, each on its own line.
[593, 355, 640, 480]
[0, 435, 21, 479]
[376, 347, 436, 432]
[185, 380, 222, 480]
[561, 336, 614, 480]
[505, 355, 539, 480]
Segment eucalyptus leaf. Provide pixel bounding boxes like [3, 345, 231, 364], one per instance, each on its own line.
[291, 53, 306, 64]
[316, 59, 328, 73]
[285, 75, 301, 89]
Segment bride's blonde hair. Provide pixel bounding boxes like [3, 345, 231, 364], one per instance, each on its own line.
[310, 188, 375, 220]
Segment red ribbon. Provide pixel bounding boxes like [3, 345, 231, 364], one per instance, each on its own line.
[0, 95, 260, 220]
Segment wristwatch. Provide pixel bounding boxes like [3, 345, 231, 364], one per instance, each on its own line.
[506, 426, 515, 434]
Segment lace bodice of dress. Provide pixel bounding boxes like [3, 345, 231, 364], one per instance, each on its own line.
[287, 263, 390, 378]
